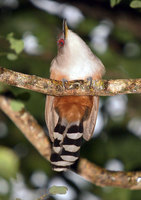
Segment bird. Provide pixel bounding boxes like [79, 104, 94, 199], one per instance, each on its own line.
[45, 19, 105, 172]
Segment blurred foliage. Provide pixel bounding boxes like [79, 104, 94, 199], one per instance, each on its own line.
[110, 0, 122, 7]
[7, 33, 24, 55]
[0, 0, 141, 200]
[110, 0, 141, 8]
[49, 186, 68, 195]
[10, 99, 25, 111]
[130, 1, 141, 8]
[7, 53, 18, 61]
[0, 146, 19, 179]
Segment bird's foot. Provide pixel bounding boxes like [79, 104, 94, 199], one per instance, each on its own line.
[87, 76, 93, 87]
[62, 78, 68, 89]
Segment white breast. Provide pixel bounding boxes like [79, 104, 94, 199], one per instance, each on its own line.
[59, 58, 101, 80]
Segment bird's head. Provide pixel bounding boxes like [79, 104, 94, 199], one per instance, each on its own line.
[57, 19, 68, 49]
[56, 19, 91, 57]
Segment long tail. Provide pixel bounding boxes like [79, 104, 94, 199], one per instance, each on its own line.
[50, 119, 83, 172]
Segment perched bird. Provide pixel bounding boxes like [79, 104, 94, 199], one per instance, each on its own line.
[45, 20, 105, 172]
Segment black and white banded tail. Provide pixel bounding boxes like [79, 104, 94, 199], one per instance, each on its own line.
[50, 120, 83, 171]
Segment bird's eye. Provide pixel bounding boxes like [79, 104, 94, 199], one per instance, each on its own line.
[57, 38, 65, 47]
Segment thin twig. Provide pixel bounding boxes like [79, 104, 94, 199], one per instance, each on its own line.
[0, 67, 141, 96]
[0, 95, 141, 190]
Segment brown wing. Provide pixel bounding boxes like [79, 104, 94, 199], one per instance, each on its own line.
[83, 96, 99, 141]
[45, 96, 59, 142]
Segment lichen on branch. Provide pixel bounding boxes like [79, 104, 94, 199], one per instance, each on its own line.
[0, 66, 141, 96]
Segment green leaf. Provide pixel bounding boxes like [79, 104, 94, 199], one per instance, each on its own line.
[0, 146, 19, 179]
[7, 33, 24, 54]
[49, 186, 68, 195]
[110, 0, 122, 7]
[130, 0, 141, 8]
[10, 100, 25, 111]
[7, 53, 18, 61]
[7, 32, 14, 38]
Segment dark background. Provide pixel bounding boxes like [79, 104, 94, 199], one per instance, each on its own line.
[0, 0, 141, 199]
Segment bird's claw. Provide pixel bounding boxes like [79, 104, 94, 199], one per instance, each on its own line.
[62, 78, 68, 89]
[87, 77, 93, 87]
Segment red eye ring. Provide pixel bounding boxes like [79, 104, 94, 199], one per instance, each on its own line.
[57, 38, 65, 47]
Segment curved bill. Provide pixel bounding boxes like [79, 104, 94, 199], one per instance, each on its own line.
[63, 19, 68, 39]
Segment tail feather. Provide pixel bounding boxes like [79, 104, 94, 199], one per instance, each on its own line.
[52, 123, 66, 154]
[50, 120, 83, 171]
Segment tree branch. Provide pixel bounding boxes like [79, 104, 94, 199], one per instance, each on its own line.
[0, 95, 141, 190]
[0, 67, 141, 96]
[78, 159, 141, 190]
[0, 95, 51, 160]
